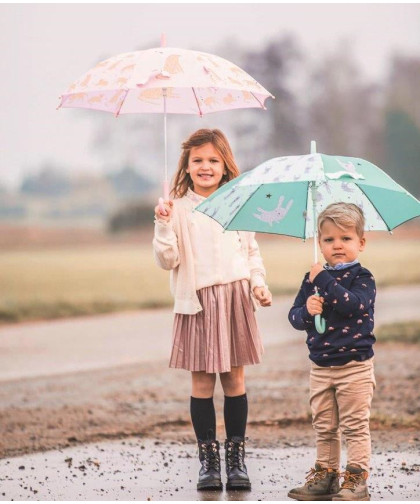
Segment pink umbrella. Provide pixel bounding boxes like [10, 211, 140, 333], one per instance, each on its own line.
[58, 35, 274, 211]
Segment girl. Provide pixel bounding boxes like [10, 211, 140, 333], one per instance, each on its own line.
[153, 129, 272, 491]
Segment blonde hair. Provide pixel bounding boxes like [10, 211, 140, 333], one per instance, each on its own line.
[318, 203, 365, 238]
[171, 129, 240, 198]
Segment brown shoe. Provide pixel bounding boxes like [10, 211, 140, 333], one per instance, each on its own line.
[332, 464, 370, 501]
[288, 463, 340, 501]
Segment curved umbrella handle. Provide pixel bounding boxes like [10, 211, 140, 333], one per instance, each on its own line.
[315, 314, 326, 334]
[314, 291, 326, 334]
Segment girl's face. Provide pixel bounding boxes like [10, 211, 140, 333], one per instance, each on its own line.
[319, 220, 365, 267]
[186, 143, 226, 197]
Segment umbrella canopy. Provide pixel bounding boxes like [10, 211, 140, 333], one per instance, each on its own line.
[58, 39, 274, 206]
[195, 147, 420, 241]
[58, 46, 274, 117]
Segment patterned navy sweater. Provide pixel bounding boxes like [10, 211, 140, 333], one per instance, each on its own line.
[288, 263, 376, 366]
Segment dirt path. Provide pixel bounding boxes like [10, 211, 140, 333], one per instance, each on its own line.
[0, 334, 419, 459]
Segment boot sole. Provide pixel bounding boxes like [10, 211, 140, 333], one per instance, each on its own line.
[332, 497, 370, 501]
[226, 481, 251, 491]
[287, 491, 336, 501]
[197, 482, 223, 491]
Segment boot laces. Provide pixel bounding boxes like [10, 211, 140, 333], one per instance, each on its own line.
[226, 440, 245, 469]
[200, 442, 220, 471]
[305, 467, 327, 484]
[340, 470, 364, 490]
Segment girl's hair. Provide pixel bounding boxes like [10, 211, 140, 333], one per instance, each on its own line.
[317, 202, 365, 238]
[171, 129, 240, 198]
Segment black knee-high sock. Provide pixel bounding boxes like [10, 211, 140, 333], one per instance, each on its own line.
[190, 396, 216, 442]
[224, 393, 248, 439]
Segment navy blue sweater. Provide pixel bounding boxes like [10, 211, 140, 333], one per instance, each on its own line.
[288, 263, 376, 366]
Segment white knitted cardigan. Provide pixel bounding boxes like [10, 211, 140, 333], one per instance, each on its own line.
[153, 193, 266, 315]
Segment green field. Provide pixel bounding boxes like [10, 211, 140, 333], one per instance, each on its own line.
[1, 236, 419, 323]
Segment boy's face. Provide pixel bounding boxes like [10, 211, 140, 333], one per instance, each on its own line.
[318, 220, 366, 267]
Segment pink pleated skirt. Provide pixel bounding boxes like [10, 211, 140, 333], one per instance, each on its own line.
[169, 279, 264, 374]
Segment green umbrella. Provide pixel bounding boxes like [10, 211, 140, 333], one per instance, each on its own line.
[196, 141, 420, 333]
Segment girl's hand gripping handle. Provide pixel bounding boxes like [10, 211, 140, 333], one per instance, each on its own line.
[158, 197, 167, 216]
[159, 181, 170, 216]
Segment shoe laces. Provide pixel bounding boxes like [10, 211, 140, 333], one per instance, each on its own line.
[200, 441, 220, 471]
[340, 470, 365, 490]
[305, 467, 327, 484]
[226, 440, 245, 470]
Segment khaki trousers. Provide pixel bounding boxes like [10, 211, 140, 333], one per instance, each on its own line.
[309, 358, 375, 472]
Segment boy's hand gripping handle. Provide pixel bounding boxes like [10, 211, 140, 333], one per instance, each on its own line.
[314, 288, 326, 334]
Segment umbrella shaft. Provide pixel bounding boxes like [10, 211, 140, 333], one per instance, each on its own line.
[311, 183, 318, 263]
[163, 88, 168, 187]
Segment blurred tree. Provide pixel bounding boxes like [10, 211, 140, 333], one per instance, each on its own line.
[305, 41, 383, 160]
[107, 201, 154, 233]
[225, 35, 304, 169]
[382, 56, 420, 196]
[20, 165, 71, 197]
[106, 166, 154, 197]
[385, 55, 420, 130]
[92, 114, 163, 186]
[384, 110, 420, 197]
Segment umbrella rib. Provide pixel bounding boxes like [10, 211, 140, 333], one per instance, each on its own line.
[250, 92, 265, 109]
[357, 184, 391, 232]
[192, 88, 203, 117]
[224, 183, 263, 230]
[115, 88, 130, 117]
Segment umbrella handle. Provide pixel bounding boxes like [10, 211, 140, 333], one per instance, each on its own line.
[158, 180, 170, 216]
[158, 197, 167, 216]
[314, 290, 326, 334]
[315, 314, 326, 334]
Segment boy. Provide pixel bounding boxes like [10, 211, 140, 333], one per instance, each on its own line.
[288, 202, 376, 501]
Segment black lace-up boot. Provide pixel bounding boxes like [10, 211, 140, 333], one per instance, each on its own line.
[224, 436, 251, 490]
[197, 440, 223, 491]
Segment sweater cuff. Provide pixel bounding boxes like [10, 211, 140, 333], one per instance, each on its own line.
[301, 304, 313, 323]
[154, 219, 174, 238]
[313, 270, 333, 291]
[250, 272, 266, 290]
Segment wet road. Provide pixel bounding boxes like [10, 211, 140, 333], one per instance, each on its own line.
[0, 285, 419, 382]
[1, 438, 419, 501]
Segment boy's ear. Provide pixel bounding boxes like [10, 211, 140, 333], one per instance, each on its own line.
[359, 236, 366, 251]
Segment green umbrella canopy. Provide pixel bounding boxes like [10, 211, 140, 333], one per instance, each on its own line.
[196, 152, 420, 239]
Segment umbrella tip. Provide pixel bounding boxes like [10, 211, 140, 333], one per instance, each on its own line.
[310, 140, 317, 154]
[160, 33, 166, 47]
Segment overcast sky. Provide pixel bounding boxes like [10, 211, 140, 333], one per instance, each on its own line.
[1, 3, 420, 189]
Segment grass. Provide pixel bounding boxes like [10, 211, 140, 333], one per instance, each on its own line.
[0, 234, 419, 324]
[376, 320, 420, 344]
